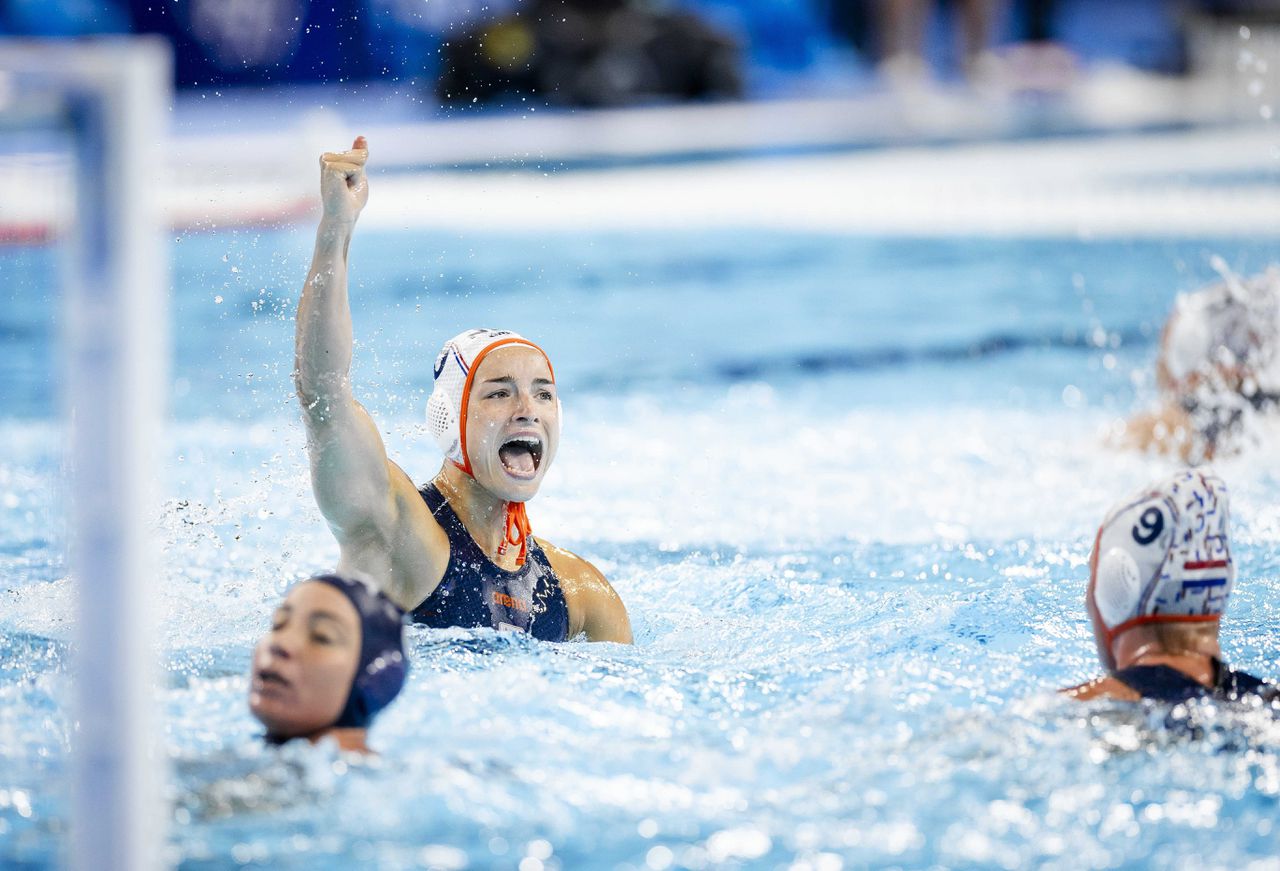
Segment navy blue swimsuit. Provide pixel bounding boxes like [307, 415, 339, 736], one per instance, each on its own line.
[411, 484, 570, 642]
[1112, 659, 1276, 703]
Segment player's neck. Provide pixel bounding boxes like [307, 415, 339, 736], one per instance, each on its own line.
[308, 727, 370, 753]
[1121, 644, 1219, 688]
[435, 465, 514, 558]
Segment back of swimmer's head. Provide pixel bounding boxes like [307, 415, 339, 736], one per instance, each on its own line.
[1085, 469, 1234, 671]
[249, 574, 407, 744]
[1158, 270, 1280, 396]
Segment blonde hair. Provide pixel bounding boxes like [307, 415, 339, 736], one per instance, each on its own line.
[1152, 621, 1219, 655]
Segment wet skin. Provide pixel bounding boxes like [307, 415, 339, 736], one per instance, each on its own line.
[461, 344, 560, 505]
[296, 136, 632, 642]
[249, 582, 361, 740]
[1064, 531, 1221, 702]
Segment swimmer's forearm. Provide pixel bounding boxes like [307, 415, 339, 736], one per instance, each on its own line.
[295, 219, 358, 414]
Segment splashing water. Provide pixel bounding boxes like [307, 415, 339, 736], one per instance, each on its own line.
[2, 229, 1280, 868]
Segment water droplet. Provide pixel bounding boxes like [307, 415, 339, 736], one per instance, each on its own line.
[646, 845, 674, 870]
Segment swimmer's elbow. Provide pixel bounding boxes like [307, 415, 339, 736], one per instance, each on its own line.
[294, 369, 353, 422]
[294, 370, 319, 410]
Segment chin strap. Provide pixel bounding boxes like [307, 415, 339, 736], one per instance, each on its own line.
[497, 501, 531, 567]
[451, 462, 532, 567]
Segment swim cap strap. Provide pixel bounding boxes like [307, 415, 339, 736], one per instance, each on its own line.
[497, 501, 532, 567]
[456, 336, 555, 476]
[1104, 612, 1221, 649]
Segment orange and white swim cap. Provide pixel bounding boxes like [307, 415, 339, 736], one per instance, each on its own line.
[1089, 470, 1234, 648]
[426, 328, 556, 473]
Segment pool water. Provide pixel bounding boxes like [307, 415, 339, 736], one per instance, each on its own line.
[2, 228, 1279, 869]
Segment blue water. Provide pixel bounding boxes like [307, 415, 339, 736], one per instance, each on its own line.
[2, 228, 1279, 869]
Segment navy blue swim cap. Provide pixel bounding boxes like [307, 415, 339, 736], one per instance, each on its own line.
[307, 574, 408, 730]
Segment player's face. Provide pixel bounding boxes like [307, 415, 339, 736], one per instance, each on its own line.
[464, 345, 560, 503]
[249, 582, 361, 740]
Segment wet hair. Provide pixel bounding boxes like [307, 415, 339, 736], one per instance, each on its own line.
[1151, 621, 1219, 654]
[307, 574, 408, 730]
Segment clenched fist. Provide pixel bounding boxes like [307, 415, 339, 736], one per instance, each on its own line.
[319, 136, 369, 225]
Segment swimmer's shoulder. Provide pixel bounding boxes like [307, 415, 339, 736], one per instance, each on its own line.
[535, 538, 633, 644]
[1060, 675, 1142, 703]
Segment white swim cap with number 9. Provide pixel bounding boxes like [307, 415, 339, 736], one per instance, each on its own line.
[1091, 470, 1234, 644]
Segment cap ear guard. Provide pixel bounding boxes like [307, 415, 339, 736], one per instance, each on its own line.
[305, 574, 408, 732]
[427, 384, 461, 462]
[1094, 547, 1141, 629]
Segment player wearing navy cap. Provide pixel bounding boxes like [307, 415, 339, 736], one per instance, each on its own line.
[250, 574, 408, 751]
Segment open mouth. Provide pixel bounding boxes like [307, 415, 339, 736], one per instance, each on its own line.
[254, 667, 291, 691]
[498, 435, 543, 479]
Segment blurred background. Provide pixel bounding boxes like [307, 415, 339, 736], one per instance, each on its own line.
[0, 0, 1270, 100]
[2, 0, 1280, 239]
[4, 0, 1280, 240]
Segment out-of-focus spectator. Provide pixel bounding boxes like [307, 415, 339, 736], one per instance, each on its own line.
[876, 0, 1005, 87]
[437, 0, 743, 107]
[999, 0, 1076, 94]
[127, 0, 374, 87]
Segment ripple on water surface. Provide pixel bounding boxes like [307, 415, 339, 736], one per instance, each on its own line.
[4, 230, 1280, 867]
[1, 395, 1279, 868]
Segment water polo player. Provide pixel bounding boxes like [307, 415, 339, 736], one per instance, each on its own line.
[249, 574, 408, 752]
[1062, 471, 1276, 703]
[1123, 268, 1280, 462]
[294, 137, 632, 643]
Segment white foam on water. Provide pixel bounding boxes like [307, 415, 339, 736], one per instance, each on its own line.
[3, 389, 1280, 867]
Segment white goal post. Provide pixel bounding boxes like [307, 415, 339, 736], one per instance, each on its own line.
[0, 38, 171, 870]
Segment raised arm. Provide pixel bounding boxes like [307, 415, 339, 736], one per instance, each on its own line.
[294, 138, 441, 602]
[296, 137, 369, 418]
